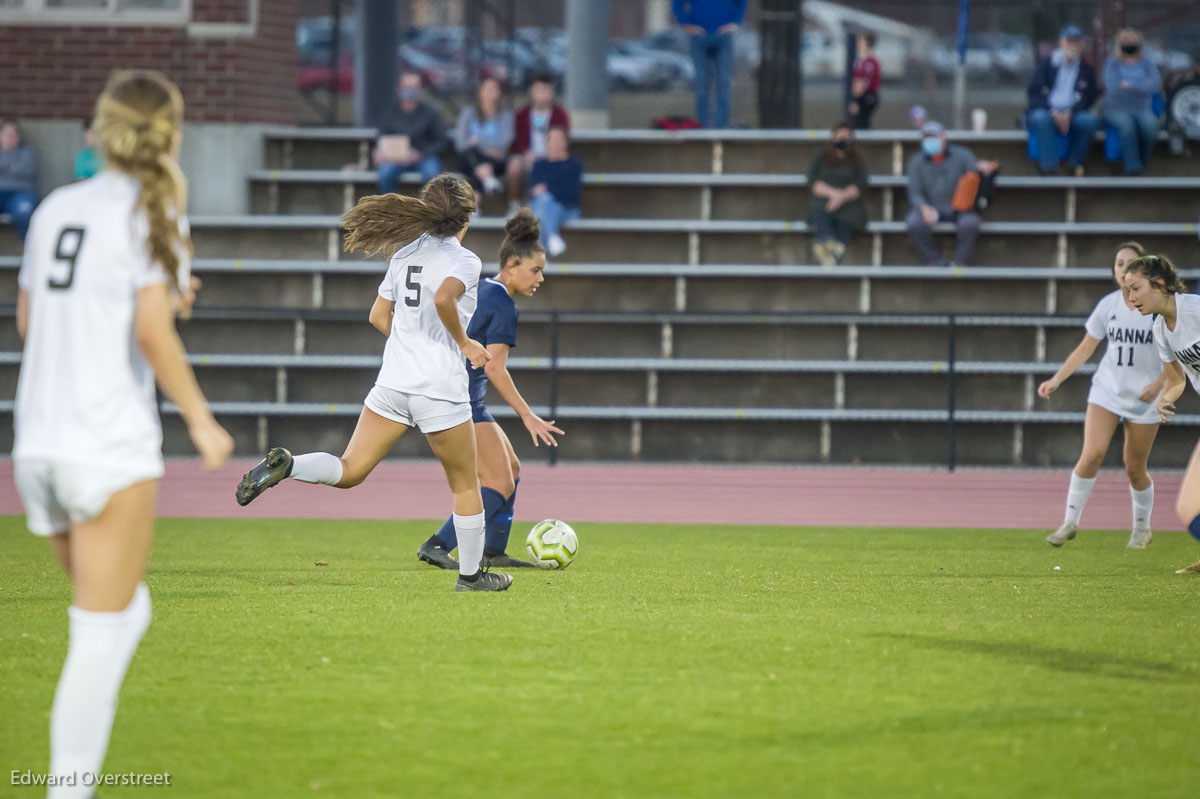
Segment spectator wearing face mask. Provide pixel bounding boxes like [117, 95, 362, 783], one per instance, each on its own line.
[1103, 28, 1162, 176]
[905, 121, 996, 267]
[807, 121, 868, 266]
[374, 71, 447, 194]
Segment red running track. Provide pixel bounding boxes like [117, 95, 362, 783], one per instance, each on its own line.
[0, 459, 1186, 531]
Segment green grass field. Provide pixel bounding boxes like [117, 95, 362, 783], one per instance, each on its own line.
[3, 516, 1199, 798]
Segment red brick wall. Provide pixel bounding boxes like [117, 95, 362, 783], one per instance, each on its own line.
[0, 0, 300, 123]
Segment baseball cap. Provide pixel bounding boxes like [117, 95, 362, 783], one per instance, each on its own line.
[921, 120, 945, 137]
[1060, 25, 1084, 40]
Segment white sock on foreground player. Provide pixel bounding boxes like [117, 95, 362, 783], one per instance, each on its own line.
[49, 584, 151, 799]
[288, 452, 344, 485]
[1130, 483, 1153, 530]
[453, 512, 485, 576]
[1064, 472, 1096, 526]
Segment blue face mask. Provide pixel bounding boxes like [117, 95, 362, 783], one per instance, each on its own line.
[921, 137, 942, 156]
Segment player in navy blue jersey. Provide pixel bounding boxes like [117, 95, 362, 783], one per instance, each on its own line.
[417, 208, 564, 569]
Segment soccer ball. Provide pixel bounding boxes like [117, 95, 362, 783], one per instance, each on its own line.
[525, 519, 578, 569]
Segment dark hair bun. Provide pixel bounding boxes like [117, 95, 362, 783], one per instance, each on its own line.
[504, 207, 541, 244]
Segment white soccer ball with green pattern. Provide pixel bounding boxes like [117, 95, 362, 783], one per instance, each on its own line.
[525, 519, 578, 569]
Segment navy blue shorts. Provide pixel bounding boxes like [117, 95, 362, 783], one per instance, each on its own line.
[471, 402, 496, 424]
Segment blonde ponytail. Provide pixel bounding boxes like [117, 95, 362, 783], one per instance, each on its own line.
[342, 173, 475, 257]
[94, 70, 191, 286]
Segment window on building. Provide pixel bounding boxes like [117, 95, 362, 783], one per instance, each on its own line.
[0, 0, 186, 22]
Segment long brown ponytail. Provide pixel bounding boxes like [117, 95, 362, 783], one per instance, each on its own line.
[342, 173, 476, 257]
[94, 70, 190, 286]
[1125, 253, 1187, 294]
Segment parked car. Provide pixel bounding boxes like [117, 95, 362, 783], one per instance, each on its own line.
[296, 16, 355, 67]
[608, 40, 673, 91]
[1165, 66, 1200, 138]
[930, 34, 1034, 82]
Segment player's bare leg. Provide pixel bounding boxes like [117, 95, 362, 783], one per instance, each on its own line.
[1174, 437, 1200, 573]
[427, 421, 512, 591]
[1049, 405, 1119, 546]
[1123, 420, 1158, 549]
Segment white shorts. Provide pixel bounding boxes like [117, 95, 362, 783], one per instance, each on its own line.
[14, 459, 164, 536]
[364, 385, 472, 434]
[1087, 385, 1161, 426]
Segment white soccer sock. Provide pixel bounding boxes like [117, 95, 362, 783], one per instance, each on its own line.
[1131, 483, 1154, 530]
[49, 583, 151, 799]
[289, 452, 344, 485]
[1064, 472, 1096, 526]
[454, 511, 486, 576]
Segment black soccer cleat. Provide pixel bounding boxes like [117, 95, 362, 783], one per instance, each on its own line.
[417, 538, 459, 570]
[482, 550, 536, 568]
[454, 570, 513, 592]
[235, 447, 293, 506]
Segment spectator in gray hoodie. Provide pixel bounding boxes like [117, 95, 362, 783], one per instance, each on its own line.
[0, 120, 38, 242]
[905, 120, 995, 266]
[454, 78, 514, 197]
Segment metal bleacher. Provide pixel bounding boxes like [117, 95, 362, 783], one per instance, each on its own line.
[2, 127, 1199, 467]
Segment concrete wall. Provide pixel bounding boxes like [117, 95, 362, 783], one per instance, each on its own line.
[19, 122, 264, 215]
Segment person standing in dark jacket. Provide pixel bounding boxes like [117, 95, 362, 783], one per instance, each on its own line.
[374, 72, 447, 194]
[674, 0, 747, 129]
[0, 121, 39, 242]
[807, 121, 868, 266]
[1026, 25, 1099, 176]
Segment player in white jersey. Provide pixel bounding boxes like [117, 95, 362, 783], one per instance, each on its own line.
[235, 174, 513, 591]
[1038, 243, 1164, 549]
[13, 71, 234, 799]
[1124, 253, 1200, 573]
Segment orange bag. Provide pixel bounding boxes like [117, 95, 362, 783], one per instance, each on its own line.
[951, 171, 981, 212]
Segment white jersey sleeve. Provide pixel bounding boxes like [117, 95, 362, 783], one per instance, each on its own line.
[1084, 294, 1111, 340]
[378, 258, 398, 301]
[1155, 315, 1176, 363]
[444, 249, 482, 294]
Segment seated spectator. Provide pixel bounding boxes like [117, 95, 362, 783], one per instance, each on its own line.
[529, 127, 582, 257]
[75, 115, 102, 180]
[507, 72, 570, 215]
[905, 121, 996, 266]
[1103, 28, 1162, 176]
[848, 32, 881, 130]
[807, 121, 868, 266]
[374, 71, 447, 194]
[1027, 25, 1099, 176]
[455, 78, 514, 199]
[0, 120, 39, 242]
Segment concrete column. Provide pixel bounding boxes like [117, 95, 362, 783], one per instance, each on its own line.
[646, 0, 671, 31]
[354, 1, 400, 128]
[566, 0, 610, 130]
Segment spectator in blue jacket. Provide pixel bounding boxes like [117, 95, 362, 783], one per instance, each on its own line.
[1026, 25, 1099, 176]
[529, 127, 582, 257]
[0, 121, 38, 242]
[1103, 28, 1163, 176]
[673, 0, 747, 128]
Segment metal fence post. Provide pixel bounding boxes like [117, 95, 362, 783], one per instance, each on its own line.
[946, 313, 957, 472]
[548, 311, 560, 466]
